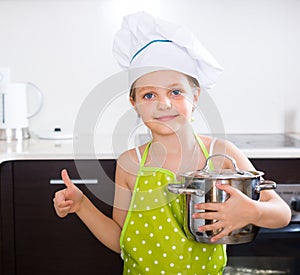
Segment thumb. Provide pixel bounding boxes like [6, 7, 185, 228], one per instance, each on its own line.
[61, 169, 74, 189]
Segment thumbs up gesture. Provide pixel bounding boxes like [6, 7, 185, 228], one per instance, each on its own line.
[53, 169, 84, 218]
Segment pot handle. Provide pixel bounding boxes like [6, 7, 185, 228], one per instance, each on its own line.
[255, 180, 277, 193]
[203, 153, 244, 175]
[167, 184, 205, 196]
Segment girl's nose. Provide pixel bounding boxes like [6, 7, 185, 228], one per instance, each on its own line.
[157, 96, 172, 110]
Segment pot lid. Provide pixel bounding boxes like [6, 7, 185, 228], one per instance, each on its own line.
[182, 154, 264, 180]
[182, 168, 262, 180]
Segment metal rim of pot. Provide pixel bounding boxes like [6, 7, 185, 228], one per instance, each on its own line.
[168, 153, 276, 196]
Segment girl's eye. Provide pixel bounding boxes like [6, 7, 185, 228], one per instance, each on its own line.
[143, 93, 155, 100]
[171, 89, 182, 96]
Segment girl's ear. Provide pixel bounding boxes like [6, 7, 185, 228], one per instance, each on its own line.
[130, 97, 135, 107]
[193, 87, 201, 105]
[130, 97, 140, 116]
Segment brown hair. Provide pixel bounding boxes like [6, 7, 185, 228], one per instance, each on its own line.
[130, 74, 199, 102]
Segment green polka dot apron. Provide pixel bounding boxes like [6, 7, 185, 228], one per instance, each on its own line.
[120, 135, 227, 275]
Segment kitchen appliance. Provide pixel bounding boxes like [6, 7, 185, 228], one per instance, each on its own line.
[168, 153, 276, 244]
[226, 173, 300, 274]
[38, 127, 73, 140]
[223, 134, 300, 274]
[0, 82, 43, 140]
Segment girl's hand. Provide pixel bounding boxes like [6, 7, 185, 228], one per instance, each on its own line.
[192, 182, 258, 243]
[53, 169, 84, 218]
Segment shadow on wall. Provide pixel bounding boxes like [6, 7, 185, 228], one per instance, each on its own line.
[285, 109, 298, 133]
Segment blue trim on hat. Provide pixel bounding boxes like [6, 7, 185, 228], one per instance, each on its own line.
[130, 39, 172, 63]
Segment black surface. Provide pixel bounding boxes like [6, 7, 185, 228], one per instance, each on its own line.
[1, 152, 300, 275]
[227, 231, 300, 274]
[0, 159, 123, 275]
[227, 156, 300, 275]
[250, 158, 300, 183]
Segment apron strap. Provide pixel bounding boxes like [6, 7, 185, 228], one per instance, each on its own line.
[139, 142, 151, 167]
[194, 133, 214, 170]
[194, 133, 209, 158]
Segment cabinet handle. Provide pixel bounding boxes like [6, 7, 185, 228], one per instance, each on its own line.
[49, 179, 98, 185]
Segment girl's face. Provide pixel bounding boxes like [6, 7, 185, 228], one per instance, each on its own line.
[130, 70, 200, 135]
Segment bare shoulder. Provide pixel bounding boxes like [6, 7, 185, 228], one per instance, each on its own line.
[116, 143, 148, 190]
[196, 134, 213, 149]
[117, 143, 148, 173]
[117, 147, 138, 166]
[214, 138, 254, 170]
[196, 134, 254, 170]
[117, 148, 139, 178]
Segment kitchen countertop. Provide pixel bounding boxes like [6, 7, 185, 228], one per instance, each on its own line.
[226, 133, 300, 158]
[0, 133, 300, 164]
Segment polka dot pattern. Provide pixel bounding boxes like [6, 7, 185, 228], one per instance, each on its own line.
[120, 167, 226, 274]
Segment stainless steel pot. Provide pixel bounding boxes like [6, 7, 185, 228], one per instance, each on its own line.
[168, 154, 276, 244]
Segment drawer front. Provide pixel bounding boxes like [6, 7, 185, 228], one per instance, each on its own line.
[250, 158, 300, 183]
[9, 160, 123, 275]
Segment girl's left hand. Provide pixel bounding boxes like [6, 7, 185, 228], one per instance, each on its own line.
[192, 182, 258, 243]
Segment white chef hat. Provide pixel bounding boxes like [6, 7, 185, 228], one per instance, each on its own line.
[112, 11, 223, 90]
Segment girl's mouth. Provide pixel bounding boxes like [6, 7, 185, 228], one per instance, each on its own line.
[155, 114, 179, 122]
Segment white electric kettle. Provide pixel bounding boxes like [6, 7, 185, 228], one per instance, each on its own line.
[0, 82, 43, 140]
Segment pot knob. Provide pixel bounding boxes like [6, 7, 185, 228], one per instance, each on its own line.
[291, 198, 300, 212]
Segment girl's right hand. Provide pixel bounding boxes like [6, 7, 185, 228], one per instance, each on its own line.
[53, 169, 84, 218]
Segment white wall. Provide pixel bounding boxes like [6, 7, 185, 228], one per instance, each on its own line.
[0, 0, 299, 137]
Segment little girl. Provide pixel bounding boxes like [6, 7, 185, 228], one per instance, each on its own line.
[53, 12, 291, 275]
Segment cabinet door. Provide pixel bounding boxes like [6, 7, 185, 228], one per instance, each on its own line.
[250, 158, 300, 183]
[12, 160, 123, 275]
[0, 161, 15, 275]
